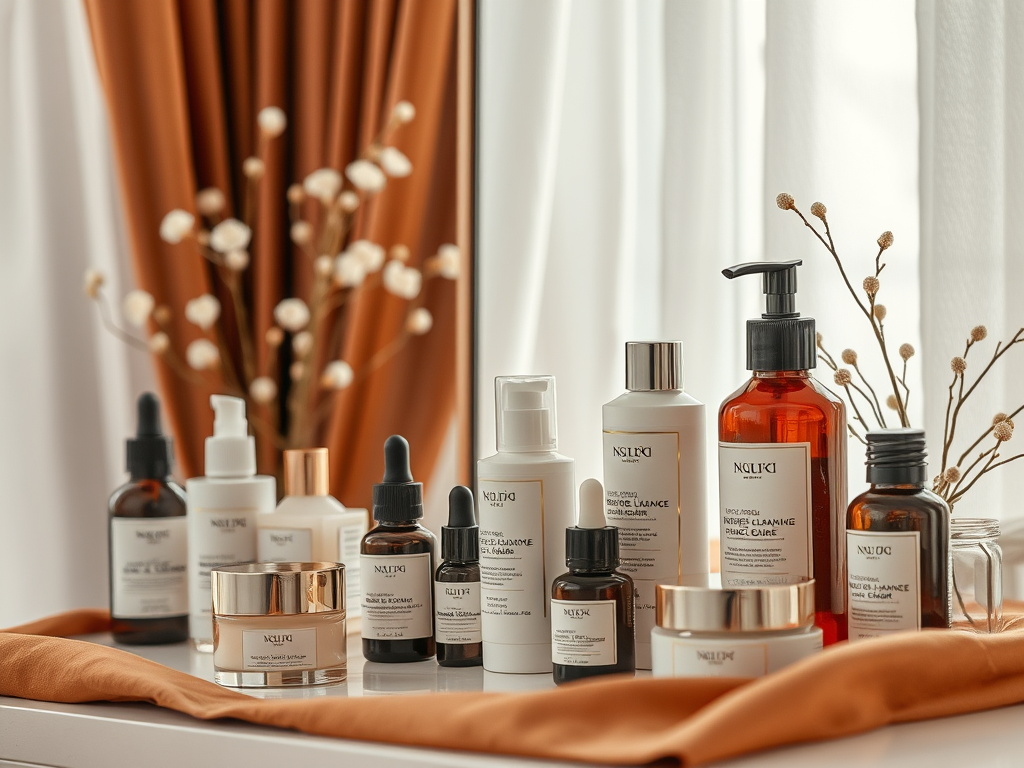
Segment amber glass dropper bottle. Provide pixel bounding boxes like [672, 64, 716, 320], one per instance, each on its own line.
[435, 486, 482, 667]
[719, 260, 848, 645]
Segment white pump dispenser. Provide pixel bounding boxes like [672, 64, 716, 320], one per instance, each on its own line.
[186, 395, 276, 651]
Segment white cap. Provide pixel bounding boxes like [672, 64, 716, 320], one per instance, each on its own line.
[577, 478, 606, 529]
[205, 395, 256, 477]
[494, 375, 557, 453]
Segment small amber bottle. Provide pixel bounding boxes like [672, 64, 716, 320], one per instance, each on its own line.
[551, 478, 635, 685]
[108, 393, 189, 645]
[435, 486, 482, 667]
[847, 429, 951, 641]
[360, 435, 437, 662]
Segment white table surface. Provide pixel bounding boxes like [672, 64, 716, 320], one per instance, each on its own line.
[1, 631, 1022, 767]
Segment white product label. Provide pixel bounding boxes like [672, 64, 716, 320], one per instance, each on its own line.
[672, 640, 767, 677]
[718, 442, 812, 586]
[242, 627, 317, 670]
[189, 507, 259, 623]
[477, 479, 548, 645]
[339, 521, 365, 615]
[434, 582, 482, 644]
[551, 599, 617, 667]
[110, 517, 188, 618]
[360, 553, 433, 640]
[257, 528, 313, 563]
[847, 530, 921, 641]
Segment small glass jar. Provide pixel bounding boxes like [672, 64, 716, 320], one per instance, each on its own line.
[651, 576, 822, 678]
[951, 518, 1003, 633]
[211, 562, 346, 687]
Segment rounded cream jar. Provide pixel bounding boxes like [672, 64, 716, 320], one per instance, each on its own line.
[211, 562, 346, 687]
[651, 575, 822, 678]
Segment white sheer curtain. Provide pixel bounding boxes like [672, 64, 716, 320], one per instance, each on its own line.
[0, 0, 153, 626]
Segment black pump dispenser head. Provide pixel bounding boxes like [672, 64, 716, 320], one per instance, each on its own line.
[722, 259, 816, 372]
[441, 486, 479, 562]
[372, 435, 424, 521]
[126, 392, 173, 479]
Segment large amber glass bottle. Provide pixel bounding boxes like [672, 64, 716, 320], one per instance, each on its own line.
[719, 261, 848, 645]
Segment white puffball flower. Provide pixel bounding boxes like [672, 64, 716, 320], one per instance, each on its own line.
[195, 188, 226, 217]
[249, 376, 278, 404]
[406, 307, 433, 335]
[333, 252, 367, 288]
[292, 330, 314, 358]
[159, 209, 195, 244]
[378, 147, 412, 178]
[382, 260, 421, 300]
[290, 221, 313, 245]
[314, 254, 334, 278]
[289, 361, 305, 381]
[321, 360, 354, 390]
[257, 106, 287, 137]
[184, 294, 221, 330]
[242, 156, 265, 179]
[304, 168, 343, 202]
[148, 332, 170, 354]
[209, 218, 252, 253]
[186, 338, 220, 370]
[349, 239, 385, 272]
[122, 289, 156, 327]
[345, 159, 386, 192]
[392, 100, 415, 123]
[225, 249, 250, 271]
[83, 269, 104, 298]
[339, 190, 360, 213]
[437, 243, 460, 279]
[273, 298, 311, 332]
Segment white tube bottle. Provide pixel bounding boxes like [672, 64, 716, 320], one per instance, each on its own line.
[602, 341, 708, 669]
[477, 375, 575, 674]
[256, 448, 368, 617]
[186, 395, 276, 650]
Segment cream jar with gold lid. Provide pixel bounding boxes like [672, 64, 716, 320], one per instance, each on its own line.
[211, 562, 346, 687]
[652, 575, 821, 678]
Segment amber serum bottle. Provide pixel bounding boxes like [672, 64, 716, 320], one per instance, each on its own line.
[847, 429, 951, 641]
[435, 486, 482, 667]
[360, 435, 437, 662]
[108, 393, 189, 645]
[551, 478, 635, 685]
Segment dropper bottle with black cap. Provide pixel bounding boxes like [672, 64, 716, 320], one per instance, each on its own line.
[434, 486, 482, 667]
[360, 435, 437, 662]
[550, 478, 635, 685]
[108, 392, 189, 645]
[720, 260, 848, 645]
[847, 429, 951, 641]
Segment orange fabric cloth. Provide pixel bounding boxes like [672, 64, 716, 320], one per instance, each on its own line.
[4, 610, 1024, 766]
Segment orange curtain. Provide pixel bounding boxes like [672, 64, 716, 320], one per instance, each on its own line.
[83, 0, 460, 507]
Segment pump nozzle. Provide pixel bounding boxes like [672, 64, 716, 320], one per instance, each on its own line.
[577, 478, 606, 529]
[211, 395, 247, 438]
[204, 395, 256, 477]
[494, 375, 558, 452]
[722, 259, 802, 318]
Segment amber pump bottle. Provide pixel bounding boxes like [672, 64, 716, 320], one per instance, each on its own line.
[360, 435, 437, 662]
[551, 478, 635, 685]
[108, 393, 189, 645]
[435, 486, 482, 667]
[719, 260, 848, 645]
[847, 429, 951, 641]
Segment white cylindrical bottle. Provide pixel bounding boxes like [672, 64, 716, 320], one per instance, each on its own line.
[186, 395, 276, 650]
[256, 448, 368, 617]
[602, 341, 708, 670]
[477, 375, 575, 674]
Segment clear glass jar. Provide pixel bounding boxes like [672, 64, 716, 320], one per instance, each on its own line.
[951, 518, 1002, 633]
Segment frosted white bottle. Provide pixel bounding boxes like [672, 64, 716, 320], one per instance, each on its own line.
[603, 341, 708, 670]
[477, 375, 575, 674]
[256, 447, 368, 617]
[186, 395, 276, 650]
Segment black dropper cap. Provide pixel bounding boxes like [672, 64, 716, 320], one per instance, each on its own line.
[722, 259, 816, 371]
[441, 486, 479, 563]
[566, 479, 619, 571]
[126, 392, 172, 479]
[372, 435, 424, 522]
[865, 429, 928, 485]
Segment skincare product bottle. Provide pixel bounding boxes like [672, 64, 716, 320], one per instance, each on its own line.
[847, 429, 951, 641]
[719, 260, 848, 644]
[360, 435, 436, 662]
[186, 395, 276, 651]
[551, 478, 635, 685]
[257, 448, 368, 617]
[603, 341, 708, 670]
[435, 485, 483, 667]
[108, 392, 188, 645]
[478, 375, 575, 674]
